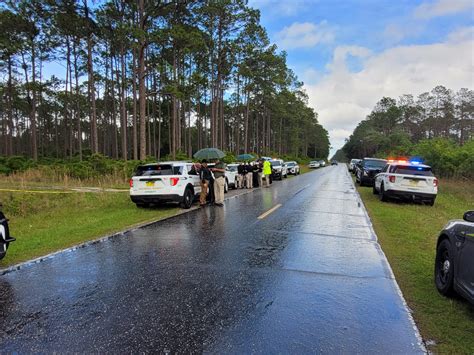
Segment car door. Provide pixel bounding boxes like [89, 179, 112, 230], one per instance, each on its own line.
[456, 221, 474, 299]
[186, 164, 201, 194]
[375, 164, 387, 190]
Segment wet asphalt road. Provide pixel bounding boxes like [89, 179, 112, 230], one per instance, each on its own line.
[0, 165, 423, 353]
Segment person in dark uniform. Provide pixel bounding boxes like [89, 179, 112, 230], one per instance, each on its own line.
[237, 163, 245, 188]
[252, 162, 259, 187]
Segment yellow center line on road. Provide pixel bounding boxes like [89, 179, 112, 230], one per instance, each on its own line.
[258, 203, 282, 220]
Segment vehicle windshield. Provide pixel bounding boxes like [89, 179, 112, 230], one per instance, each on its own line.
[310, 161, 318, 164]
[271, 161, 281, 167]
[227, 165, 238, 172]
[286, 162, 295, 167]
[351, 159, 359, 163]
[393, 165, 433, 176]
[135, 164, 182, 176]
[364, 160, 386, 168]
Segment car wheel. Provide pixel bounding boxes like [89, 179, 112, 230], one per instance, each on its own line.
[427, 198, 435, 206]
[233, 178, 238, 189]
[379, 184, 388, 202]
[435, 238, 454, 296]
[180, 188, 193, 209]
[372, 184, 378, 195]
[284, 174, 287, 178]
[224, 179, 229, 193]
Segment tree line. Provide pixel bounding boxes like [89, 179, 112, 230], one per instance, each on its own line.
[340, 85, 473, 177]
[0, 0, 330, 163]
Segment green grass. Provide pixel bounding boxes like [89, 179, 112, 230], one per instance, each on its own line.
[356, 179, 474, 354]
[0, 191, 179, 268]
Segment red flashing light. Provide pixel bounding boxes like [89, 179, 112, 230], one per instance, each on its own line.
[433, 178, 438, 187]
[398, 160, 408, 164]
[129, 179, 133, 188]
[170, 177, 180, 186]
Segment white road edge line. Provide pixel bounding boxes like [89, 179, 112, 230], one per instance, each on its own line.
[258, 204, 282, 220]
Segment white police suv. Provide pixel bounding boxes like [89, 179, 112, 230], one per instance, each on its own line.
[130, 161, 201, 209]
[373, 159, 438, 206]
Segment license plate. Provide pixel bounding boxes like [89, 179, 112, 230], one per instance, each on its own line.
[409, 180, 418, 187]
[146, 181, 155, 187]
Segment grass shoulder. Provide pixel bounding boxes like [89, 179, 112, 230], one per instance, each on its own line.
[355, 178, 474, 353]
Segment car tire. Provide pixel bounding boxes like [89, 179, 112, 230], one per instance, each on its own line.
[379, 184, 388, 202]
[435, 238, 454, 296]
[427, 198, 435, 206]
[372, 185, 378, 195]
[224, 179, 229, 193]
[180, 188, 193, 209]
[284, 174, 287, 178]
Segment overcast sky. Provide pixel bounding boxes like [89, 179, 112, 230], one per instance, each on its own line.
[249, 0, 473, 157]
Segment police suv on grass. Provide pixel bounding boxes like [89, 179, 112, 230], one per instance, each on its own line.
[373, 159, 438, 206]
[130, 161, 201, 209]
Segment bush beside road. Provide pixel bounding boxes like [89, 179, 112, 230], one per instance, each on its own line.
[356, 179, 474, 353]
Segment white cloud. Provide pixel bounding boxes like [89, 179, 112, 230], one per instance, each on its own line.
[304, 31, 473, 157]
[413, 0, 472, 19]
[275, 21, 335, 50]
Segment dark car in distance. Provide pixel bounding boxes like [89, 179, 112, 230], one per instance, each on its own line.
[435, 211, 474, 305]
[355, 158, 387, 187]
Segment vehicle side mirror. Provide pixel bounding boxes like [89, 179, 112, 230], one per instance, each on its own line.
[463, 211, 474, 223]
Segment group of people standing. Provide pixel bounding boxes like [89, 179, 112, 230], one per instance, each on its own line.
[196, 158, 273, 208]
[236, 160, 272, 189]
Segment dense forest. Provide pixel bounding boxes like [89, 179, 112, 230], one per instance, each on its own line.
[0, 0, 330, 163]
[339, 85, 473, 177]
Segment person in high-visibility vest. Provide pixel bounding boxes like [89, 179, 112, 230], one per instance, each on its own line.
[263, 159, 272, 188]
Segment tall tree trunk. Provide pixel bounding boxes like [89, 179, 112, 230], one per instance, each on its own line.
[73, 39, 82, 161]
[6, 56, 13, 156]
[132, 48, 138, 160]
[31, 42, 38, 160]
[120, 46, 127, 160]
[85, 1, 98, 154]
[138, 0, 147, 160]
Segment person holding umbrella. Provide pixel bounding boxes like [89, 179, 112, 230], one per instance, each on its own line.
[210, 158, 226, 206]
[193, 148, 226, 205]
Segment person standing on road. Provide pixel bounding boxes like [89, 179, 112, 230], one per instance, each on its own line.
[245, 162, 253, 189]
[237, 163, 245, 189]
[263, 159, 272, 188]
[211, 159, 226, 206]
[199, 160, 212, 206]
[257, 160, 263, 187]
[252, 162, 259, 187]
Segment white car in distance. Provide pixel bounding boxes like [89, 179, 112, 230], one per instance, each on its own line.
[308, 161, 320, 169]
[285, 161, 300, 175]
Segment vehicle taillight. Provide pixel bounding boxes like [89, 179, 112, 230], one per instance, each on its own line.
[170, 177, 179, 186]
[433, 178, 438, 187]
[388, 175, 396, 183]
[129, 179, 133, 188]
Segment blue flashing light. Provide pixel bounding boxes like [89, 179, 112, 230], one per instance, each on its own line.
[411, 160, 421, 165]
[417, 167, 423, 170]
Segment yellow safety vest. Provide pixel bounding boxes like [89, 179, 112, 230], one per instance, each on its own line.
[263, 161, 272, 175]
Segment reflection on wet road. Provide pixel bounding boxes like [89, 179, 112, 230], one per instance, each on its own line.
[0, 165, 424, 353]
